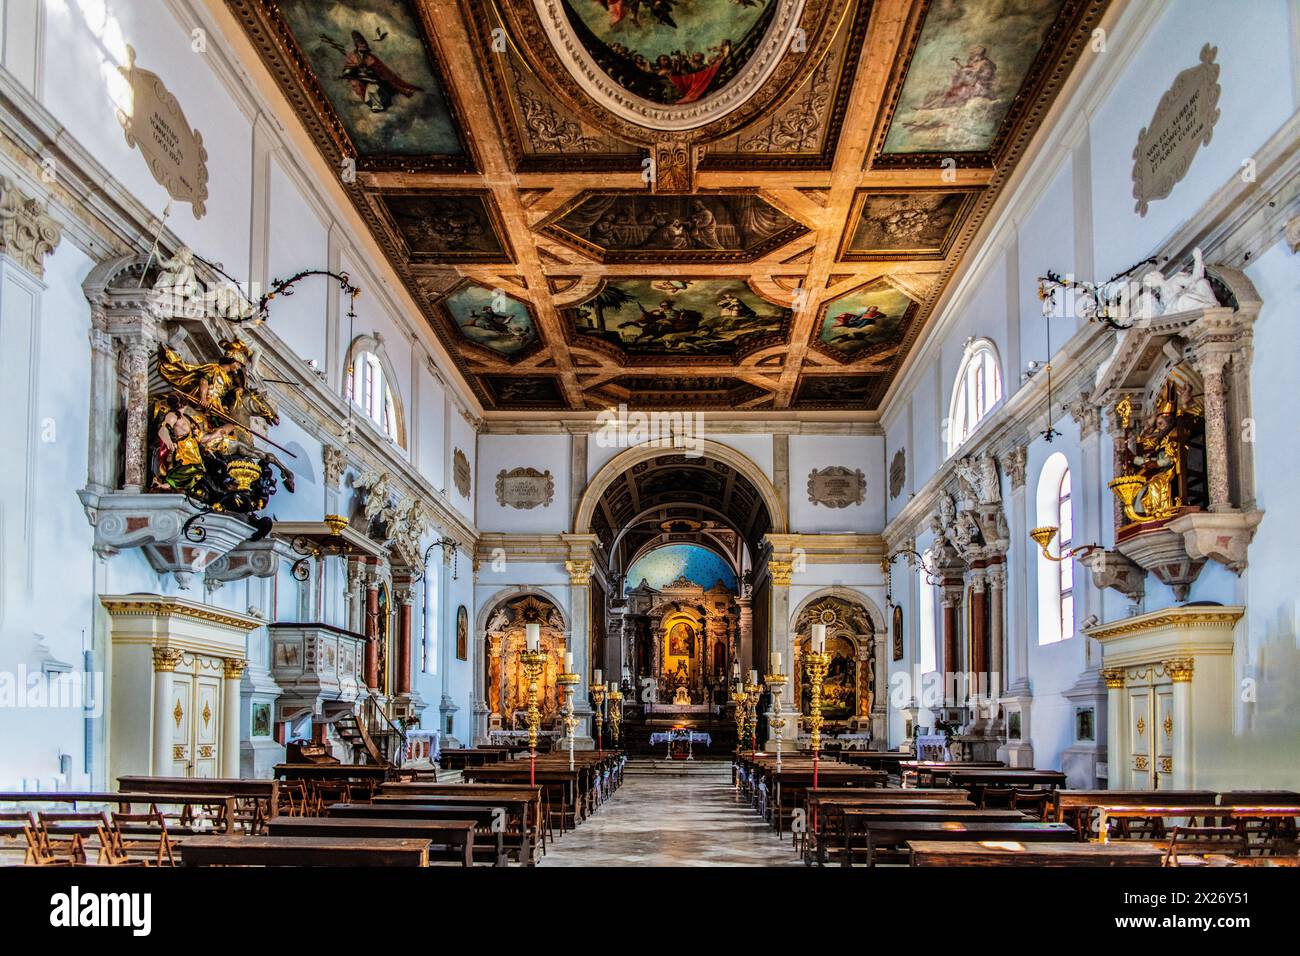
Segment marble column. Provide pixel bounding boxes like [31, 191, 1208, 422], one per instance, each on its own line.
[1193, 350, 1232, 512]
[1166, 658, 1194, 790]
[1102, 668, 1126, 788]
[364, 568, 380, 690]
[968, 569, 988, 682]
[86, 322, 119, 495]
[736, 596, 753, 669]
[940, 584, 962, 679]
[151, 647, 183, 776]
[562, 534, 599, 746]
[221, 658, 245, 778]
[987, 563, 1006, 700]
[123, 338, 152, 491]
[395, 585, 413, 695]
[767, 560, 795, 736]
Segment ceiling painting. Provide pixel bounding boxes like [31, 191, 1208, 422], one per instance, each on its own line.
[814, 280, 918, 363]
[839, 188, 979, 260]
[438, 282, 541, 361]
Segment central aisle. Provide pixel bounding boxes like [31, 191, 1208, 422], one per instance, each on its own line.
[537, 761, 803, 867]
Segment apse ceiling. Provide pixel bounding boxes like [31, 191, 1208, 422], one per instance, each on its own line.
[231, 0, 1109, 412]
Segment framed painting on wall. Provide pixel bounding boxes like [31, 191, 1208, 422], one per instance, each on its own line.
[892, 605, 904, 661]
[456, 605, 469, 662]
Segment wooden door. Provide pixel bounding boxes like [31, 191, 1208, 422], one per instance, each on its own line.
[1127, 685, 1154, 789]
[1154, 686, 1175, 789]
[171, 675, 192, 776]
[192, 676, 222, 778]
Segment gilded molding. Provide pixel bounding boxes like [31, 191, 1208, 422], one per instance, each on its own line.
[1085, 608, 1244, 641]
[102, 598, 263, 632]
[1164, 657, 1195, 682]
[768, 559, 793, 587]
[222, 657, 247, 679]
[1101, 667, 1126, 690]
[565, 559, 593, 586]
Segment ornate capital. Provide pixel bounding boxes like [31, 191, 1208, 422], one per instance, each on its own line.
[0, 177, 62, 278]
[222, 657, 247, 680]
[565, 559, 593, 586]
[1065, 391, 1102, 440]
[768, 559, 793, 587]
[152, 646, 184, 672]
[1000, 445, 1028, 491]
[322, 445, 346, 489]
[1101, 667, 1126, 689]
[1164, 657, 1195, 682]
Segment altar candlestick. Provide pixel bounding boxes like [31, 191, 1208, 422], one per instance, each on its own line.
[749, 668, 759, 687]
[525, 622, 540, 652]
[811, 623, 827, 653]
[731, 662, 740, 680]
[594, 668, 603, 686]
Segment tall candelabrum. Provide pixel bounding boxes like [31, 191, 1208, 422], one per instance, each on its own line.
[607, 688, 623, 747]
[765, 671, 788, 771]
[520, 624, 548, 788]
[590, 680, 607, 754]
[805, 623, 831, 790]
[557, 670, 579, 772]
[731, 685, 749, 756]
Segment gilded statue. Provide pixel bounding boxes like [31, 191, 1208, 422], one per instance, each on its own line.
[151, 338, 294, 535]
[1111, 379, 1204, 523]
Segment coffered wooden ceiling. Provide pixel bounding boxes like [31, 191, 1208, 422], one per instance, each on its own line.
[230, 0, 1109, 413]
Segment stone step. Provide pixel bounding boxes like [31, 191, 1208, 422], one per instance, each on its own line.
[624, 759, 733, 777]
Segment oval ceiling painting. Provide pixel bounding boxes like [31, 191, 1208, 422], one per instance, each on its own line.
[538, 0, 801, 130]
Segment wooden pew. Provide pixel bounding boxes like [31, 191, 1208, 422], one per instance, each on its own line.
[839, 808, 1030, 867]
[372, 791, 542, 857]
[438, 749, 510, 771]
[802, 790, 974, 864]
[326, 802, 513, 866]
[118, 777, 277, 832]
[898, 761, 1004, 787]
[859, 821, 1076, 866]
[378, 782, 550, 840]
[267, 816, 476, 867]
[177, 834, 430, 867]
[1052, 790, 1217, 839]
[907, 840, 1166, 867]
[461, 765, 589, 828]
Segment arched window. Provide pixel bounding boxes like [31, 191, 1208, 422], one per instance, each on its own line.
[1036, 452, 1074, 644]
[947, 339, 1004, 454]
[343, 337, 405, 447]
[422, 562, 438, 675]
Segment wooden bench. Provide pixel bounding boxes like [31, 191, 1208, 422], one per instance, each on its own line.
[327, 802, 513, 866]
[118, 778, 276, 832]
[177, 834, 430, 867]
[907, 839, 1166, 867]
[372, 792, 542, 859]
[858, 821, 1076, 866]
[378, 782, 549, 843]
[1051, 790, 1217, 838]
[801, 790, 974, 864]
[839, 808, 1030, 866]
[267, 816, 475, 867]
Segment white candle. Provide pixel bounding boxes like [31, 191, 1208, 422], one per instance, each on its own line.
[594, 669, 603, 685]
[731, 662, 740, 679]
[774, 652, 783, 669]
[811, 623, 827, 653]
[749, 669, 759, 686]
[525, 622, 540, 652]
[564, 651, 574, 672]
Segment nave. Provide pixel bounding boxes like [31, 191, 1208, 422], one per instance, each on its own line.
[539, 763, 801, 868]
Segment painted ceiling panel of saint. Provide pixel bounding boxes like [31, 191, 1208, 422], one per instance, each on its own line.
[873, 0, 1075, 165]
[231, 0, 1111, 412]
[249, 0, 470, 168]
[566, 279, 791, 360]
[376, 191, 512, 263]
[436, 281, 541, 362]
[539, 192, 807, 263]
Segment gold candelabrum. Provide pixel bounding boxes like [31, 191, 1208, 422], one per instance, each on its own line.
[607, 688, 623, 747]
[590, 682, 607, 753]
[731, 686, 749, 754]
[1029, 525, 1102, 563]
[557, 671, 579, 771]
[520, 649, 549, 755]
[765, 673, 788, 770]
[804, 651, 831, 757]
[744, 681, 762, 754]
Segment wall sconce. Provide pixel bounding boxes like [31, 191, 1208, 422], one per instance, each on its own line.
[1029, 526, 1101, 563]
[419, 536, 459, 581]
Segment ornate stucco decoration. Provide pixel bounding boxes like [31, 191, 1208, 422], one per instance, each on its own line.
[453, 448, 472, 498]
[354, 470, 431, 572]
[1131, 44, 1220, 217]
[116, 46, 209, 218]
[322, 444, 347, 489]
[1000, 446, 1028, 491]
[0, 177, 62, 277]
[807, 466, 865, 508]
[496, 467, 555, 509]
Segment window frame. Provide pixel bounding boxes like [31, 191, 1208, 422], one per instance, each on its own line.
[947, 339, 1004, 455]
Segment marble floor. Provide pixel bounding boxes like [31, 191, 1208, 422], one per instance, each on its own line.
[537, 761, 804, 867]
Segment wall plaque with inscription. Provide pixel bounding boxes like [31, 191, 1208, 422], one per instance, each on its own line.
[116, 46, 209, 219]
[889, 448, 906, 500]
[807, 466, 866, 508]
[453, 448, 471, 498]
[1132, 44, 1220, 217]
[495, 467, 555, 509]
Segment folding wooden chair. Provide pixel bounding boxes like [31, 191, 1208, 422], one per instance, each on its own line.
[1011, 789, 1052, 822]
[109, 810, 175, 866]
[37, 811, 110, 865]
[1163, 825, 1247, 866]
